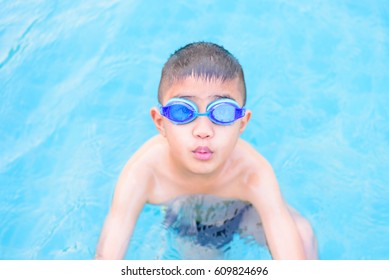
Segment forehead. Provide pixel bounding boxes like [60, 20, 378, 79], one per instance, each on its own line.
[162, 76, 244, 105]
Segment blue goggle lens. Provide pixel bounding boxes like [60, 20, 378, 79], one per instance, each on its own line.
[167, 103, 194, 123]
[210, 103, 237, 124]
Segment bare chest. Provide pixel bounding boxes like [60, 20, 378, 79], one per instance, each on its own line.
[148, 167, 249, 205]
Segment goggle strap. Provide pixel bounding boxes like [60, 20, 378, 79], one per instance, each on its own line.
[235, 108, 246, 119]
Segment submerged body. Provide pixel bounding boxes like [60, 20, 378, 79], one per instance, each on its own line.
[164, 195, 253, 248]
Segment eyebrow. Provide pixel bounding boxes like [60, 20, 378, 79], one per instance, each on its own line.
[173, 94, 236, 101]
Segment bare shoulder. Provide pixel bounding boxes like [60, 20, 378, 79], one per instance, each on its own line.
[125, 135, 166, 166]
[235, 139, 278, 200]
[236, 139, 273, 171]
[115, 135, 166, 203]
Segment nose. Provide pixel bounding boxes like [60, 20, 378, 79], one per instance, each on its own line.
[192, 115, 214, 139]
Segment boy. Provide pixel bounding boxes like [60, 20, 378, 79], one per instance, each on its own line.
[95, 42, 317, 259]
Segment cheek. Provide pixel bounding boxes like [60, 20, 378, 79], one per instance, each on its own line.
[214, 127, 240, 150]
[165, 124, 191, 146]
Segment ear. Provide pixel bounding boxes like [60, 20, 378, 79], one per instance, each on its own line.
[239, 109, 251, 133]
[150, 107, 166, 137]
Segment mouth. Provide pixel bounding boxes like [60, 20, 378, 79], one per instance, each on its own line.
[192, 146, 214, 161]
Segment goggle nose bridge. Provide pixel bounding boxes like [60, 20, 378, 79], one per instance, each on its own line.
[196, 112, 210, 117]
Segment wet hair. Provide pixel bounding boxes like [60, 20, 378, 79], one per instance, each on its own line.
[158, 42, 246, 105]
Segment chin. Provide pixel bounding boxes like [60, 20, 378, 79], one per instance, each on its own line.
[187, 161, 220, 176]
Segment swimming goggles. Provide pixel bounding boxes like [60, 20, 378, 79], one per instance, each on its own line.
[159, 98, 246, 125]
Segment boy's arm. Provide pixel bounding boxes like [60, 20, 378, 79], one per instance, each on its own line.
[248, 161, 306, 260]
[95, 162, 150, 260]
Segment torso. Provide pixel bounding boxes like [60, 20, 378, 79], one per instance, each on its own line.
[132, 135, 267, 208]
[120, 134, 271, 244]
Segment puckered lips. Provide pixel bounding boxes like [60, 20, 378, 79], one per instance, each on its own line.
[192, 146, 214, 161]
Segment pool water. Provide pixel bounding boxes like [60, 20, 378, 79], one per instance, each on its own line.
[1, 0, 388, 259]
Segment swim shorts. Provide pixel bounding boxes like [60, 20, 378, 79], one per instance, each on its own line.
[164, 203, 252, 249]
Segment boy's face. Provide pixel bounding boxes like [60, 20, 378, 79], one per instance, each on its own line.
[151, 76, 251, 176]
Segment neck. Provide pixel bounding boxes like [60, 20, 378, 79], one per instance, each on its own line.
[168, 155, 230, 194]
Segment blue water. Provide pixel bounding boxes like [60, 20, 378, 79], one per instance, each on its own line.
[1, 0, 389, 259]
